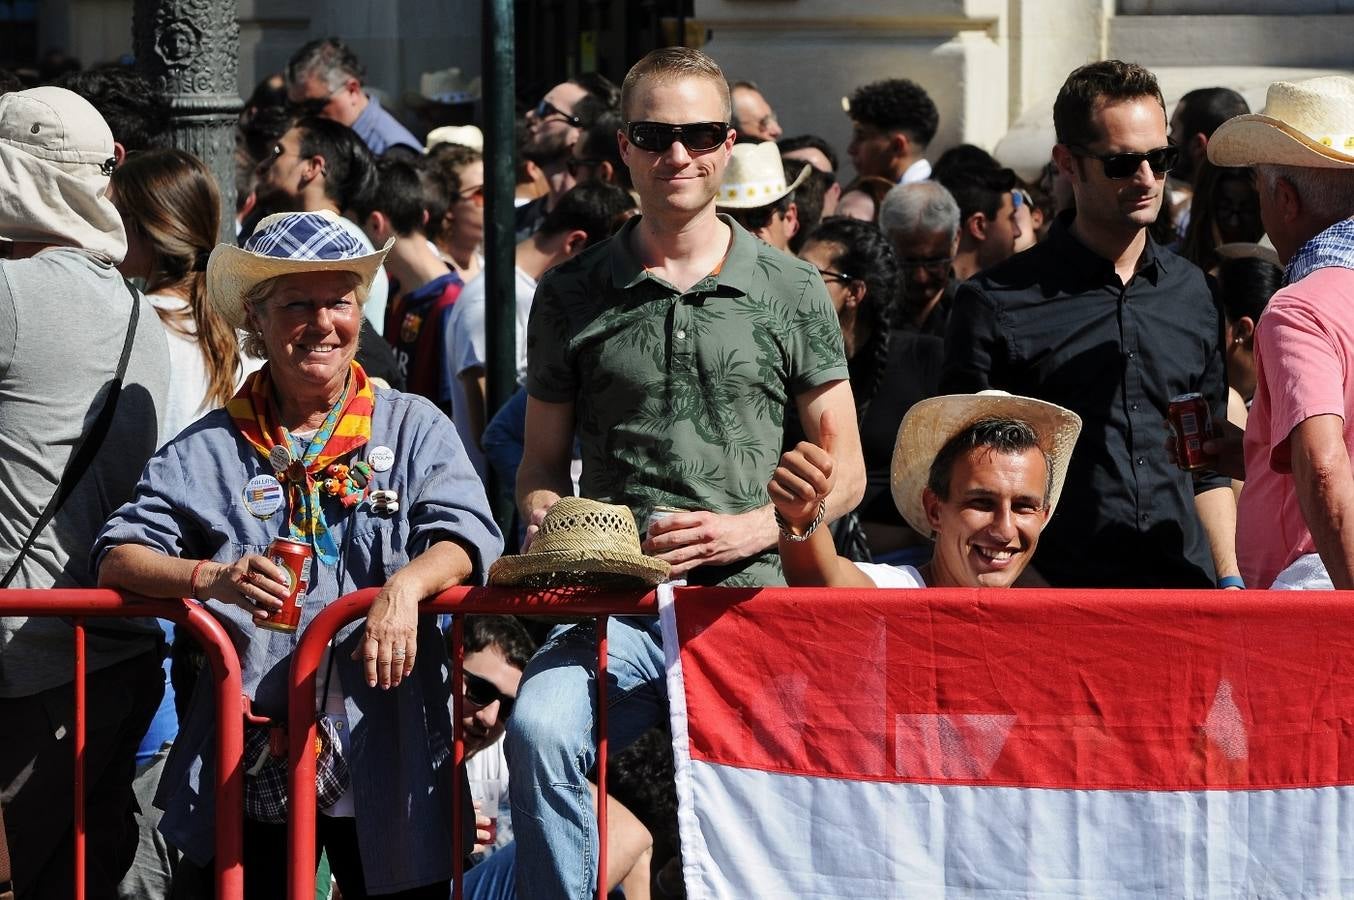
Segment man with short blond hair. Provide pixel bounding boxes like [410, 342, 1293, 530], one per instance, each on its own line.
[509, 45, 863, 898]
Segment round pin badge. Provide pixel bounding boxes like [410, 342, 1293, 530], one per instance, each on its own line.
[368, 446, 395, 473]
[268, 445, 292, 474]
[242, 474, 285, 519]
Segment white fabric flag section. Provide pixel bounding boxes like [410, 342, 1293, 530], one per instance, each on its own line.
[660, 585, 1354, 899]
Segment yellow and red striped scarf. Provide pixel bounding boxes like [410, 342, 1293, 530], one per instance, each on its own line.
[227, 361, 375, 562]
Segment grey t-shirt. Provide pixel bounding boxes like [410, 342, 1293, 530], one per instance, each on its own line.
[0, 248, 169, 696]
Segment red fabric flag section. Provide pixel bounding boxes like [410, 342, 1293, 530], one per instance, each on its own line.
[659, 585, 1354, 899]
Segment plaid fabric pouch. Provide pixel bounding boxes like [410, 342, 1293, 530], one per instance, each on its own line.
[242, 710, 350, 824]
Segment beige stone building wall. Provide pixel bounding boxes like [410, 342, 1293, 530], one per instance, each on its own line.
[46, 1, 1354, 180]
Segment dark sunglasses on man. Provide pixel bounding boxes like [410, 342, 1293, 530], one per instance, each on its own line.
[464, 670, 515, 718]
[1067, 144, 1179, 180]
[533, 99, 582, 127]
[625, 121, 729, 154]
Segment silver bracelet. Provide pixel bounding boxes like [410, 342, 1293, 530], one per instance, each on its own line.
[776, 500, 826, 542]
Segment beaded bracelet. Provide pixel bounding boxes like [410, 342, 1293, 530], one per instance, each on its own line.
[775, 500, 827, 542]
[189, 558, 210, 600]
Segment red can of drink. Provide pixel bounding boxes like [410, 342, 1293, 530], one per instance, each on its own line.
[1168, 392, 1215, 471]
[258, 537, 312, 633]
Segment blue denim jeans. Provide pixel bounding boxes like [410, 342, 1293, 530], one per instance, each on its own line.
[505, 616, 667, 900]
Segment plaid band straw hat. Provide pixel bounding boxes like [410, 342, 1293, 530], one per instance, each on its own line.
[1209, 75, 1354, 169]
[488, 497, 671, 588]
[207, 211, 393, 329]
[890, 390, 1082, 538]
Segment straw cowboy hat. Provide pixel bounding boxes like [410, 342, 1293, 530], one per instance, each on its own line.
[890, 391, 1082, 539]
[207, 211, 393, 329]
[0, 86, 125, 261]
[488, 497, 671, 588]
[716, 141, 811, 210]
[1209, 75, 1354, 169]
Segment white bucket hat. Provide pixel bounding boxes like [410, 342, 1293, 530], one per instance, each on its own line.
[0, 86, 125, 261]
[890, 391, 1082, 538]
[716, 141, 811, 209]
[207, 211, 393, 329]
[1209, 75, 1354, 169]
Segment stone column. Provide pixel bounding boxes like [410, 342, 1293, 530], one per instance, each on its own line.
[133, 0, 243, 243]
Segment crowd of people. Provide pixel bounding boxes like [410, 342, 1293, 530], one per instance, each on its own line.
[1, 28, 1352, 900]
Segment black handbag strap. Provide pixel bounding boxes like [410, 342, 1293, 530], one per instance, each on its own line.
[0, 279, 141, 589]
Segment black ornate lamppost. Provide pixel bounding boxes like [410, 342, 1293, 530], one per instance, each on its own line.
[133, 0, 243, 242]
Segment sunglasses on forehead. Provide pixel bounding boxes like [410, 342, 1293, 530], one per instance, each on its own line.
[626, 121, 730, 153]
[463, 670, 515, 718]
[1069, 144, 1179, 180]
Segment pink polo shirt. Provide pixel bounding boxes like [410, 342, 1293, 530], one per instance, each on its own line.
[1237, 266, 1354, 589]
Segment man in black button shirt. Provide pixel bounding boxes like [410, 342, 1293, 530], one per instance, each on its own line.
[941, 60, 1240, 589]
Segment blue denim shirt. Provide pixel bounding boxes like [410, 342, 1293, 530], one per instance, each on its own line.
[352, 95, 421, 156]
[93, 387, 502, 893]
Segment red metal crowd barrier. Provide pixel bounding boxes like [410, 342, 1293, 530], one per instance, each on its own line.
[286, 585, 657, 900]
[0, 589, 246, 900]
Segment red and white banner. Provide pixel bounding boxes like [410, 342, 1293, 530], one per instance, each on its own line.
[659, 584, 1354, 899]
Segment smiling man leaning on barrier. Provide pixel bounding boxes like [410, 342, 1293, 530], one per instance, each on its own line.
[771, 391, 1082, 589]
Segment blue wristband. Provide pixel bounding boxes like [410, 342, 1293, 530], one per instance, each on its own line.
[1217, 575, 1245, 590]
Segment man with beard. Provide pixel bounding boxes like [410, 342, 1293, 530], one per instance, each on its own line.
[941, 60, 1239, 590]
[514, 73, 619, 240]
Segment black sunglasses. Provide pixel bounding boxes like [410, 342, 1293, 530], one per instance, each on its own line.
[464, 670, 515, 717]
[816, 268, 855, 285]
[626, 121, 729, 153]
[533, 99, 582, 127]
[1069, 144, 1179, 179]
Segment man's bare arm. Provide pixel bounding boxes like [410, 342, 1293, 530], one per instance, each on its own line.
[458, 366, 488, 452]
[515, 396, 577, 542]
[1291, 414, 1354, 590]
[797, 379, 866, 520]
[1195, 486, 1241, 586]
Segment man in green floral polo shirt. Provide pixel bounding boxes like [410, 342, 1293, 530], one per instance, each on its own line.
[507, 47, 864, 899]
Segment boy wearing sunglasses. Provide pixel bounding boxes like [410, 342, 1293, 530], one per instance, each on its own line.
[511, 46, 864, 900]
[942, 60, 1240, 593]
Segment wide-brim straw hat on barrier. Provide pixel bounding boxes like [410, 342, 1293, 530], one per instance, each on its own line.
[207, 210, 393, 329]
[1209, 75, 1354, 169]
[0, 86, 125, 261]
[890, 390, 1082, 539]
[488, 497, 671, 588]
[717, 140, 812, 210]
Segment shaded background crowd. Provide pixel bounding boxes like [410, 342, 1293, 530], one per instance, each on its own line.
[0, 32, 1285, 900]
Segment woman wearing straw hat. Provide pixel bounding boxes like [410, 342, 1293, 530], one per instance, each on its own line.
[770, 391, 1081, 589]
[94, 210, 503, 898]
